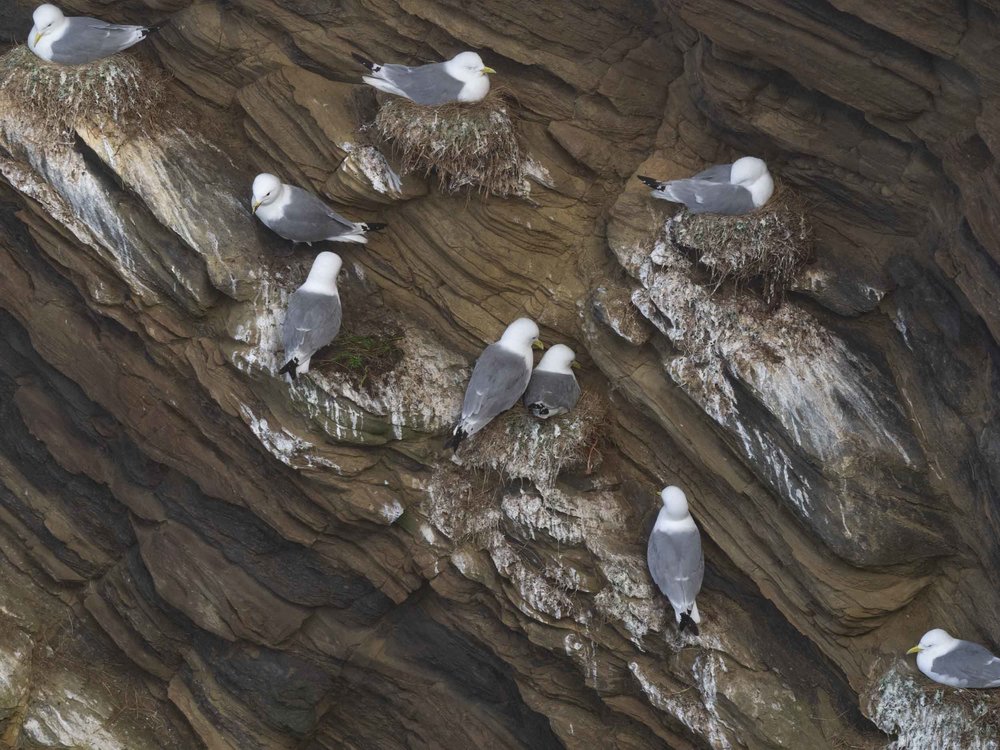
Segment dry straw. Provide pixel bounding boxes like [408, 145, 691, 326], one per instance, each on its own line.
[670, 182, 815, 308]
[0, 46, 164, 145]
[372, 88, 527, 197]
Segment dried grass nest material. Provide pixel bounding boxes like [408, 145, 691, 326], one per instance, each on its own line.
[669, 183, 815, 308]
[460, 391, 607, 489]
[372, 88, 527, 197]
[0, 46, 164, 144]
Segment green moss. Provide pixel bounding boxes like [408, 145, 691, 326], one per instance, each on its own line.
[313, 332, 404, 390]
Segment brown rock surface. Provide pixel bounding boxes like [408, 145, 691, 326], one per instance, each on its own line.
[1, 0, 999, 747]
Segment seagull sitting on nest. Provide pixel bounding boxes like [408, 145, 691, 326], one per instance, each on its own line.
[638, 157, 774, 215]
[28, 3, 163, 65]
[446, 318, 543, 449]
[647, 486, 705, 636]
[252, 174, 386, 245]
[278, 252, 343, 382]
[523, 344, 581, 419]
[351, 51, 496, 105]
[907, 629, 1000, 688]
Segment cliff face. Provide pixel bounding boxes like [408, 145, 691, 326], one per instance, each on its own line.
[0, 0, 998, 748]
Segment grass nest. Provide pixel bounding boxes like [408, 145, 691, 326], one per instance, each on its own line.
[461, 391, 608, 489]
[669, 182, 815, 308]
[312, 322, 404, 392]
[0, 46, 164, 145]
[372, 88, 527, 197]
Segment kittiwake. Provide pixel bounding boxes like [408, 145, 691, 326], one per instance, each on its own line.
[252, 173, 387, 245]
[523, 344, 581, 419]
[647, 486, 705, 635]
[351, 50, 496, 105]
[446, 317, 543, 448]
[28, 3, 163, 65]
[278, 252, 343, 381]
[638, 157, 774, 215]
[907, 629, 1000, 688]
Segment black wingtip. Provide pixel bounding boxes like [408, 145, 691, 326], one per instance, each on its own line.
[678, 611, 699, 636]
[351, 52, 376, 71]
[277, 358, 299, 380]
[445, 427, 467, 450]
[363, 222, 388, 233]
[527, 402, 549, 419]
[637, 175, 664, 190]
[146, 20, 168, 34]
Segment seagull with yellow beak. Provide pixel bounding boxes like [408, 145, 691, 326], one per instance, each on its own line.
[351, 50, 497, 105]
[907, 628, 1000, 688]
[27, 3, 163, 65]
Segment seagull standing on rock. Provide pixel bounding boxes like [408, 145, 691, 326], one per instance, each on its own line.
[352, 51, 496, 105]
[447, 318, 544, 449]
[279, 252, 343, 382]
[28, 3, 163, 65]
[647, 486, 705, 636]
[252, 174, 386, 246]
[638, 157, 774, 215]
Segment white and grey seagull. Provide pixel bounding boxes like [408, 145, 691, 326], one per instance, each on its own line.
[523, 344, 581, 419]
[638, 157, 774, 215]
[278, 252, 343, 381]
[252, 174, 386, 245]
[446, 318, 543, 448]
[28, 3, 163, 65]
[351, 51, 496, 105]
[647, 485, 705, 635]
[907, 629, 1000, 689]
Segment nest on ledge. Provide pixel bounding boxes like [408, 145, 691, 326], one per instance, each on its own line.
[0, 46, 164, 144]
[460, 391, 607, 489]
[669, 182, 815, 308]
[372, 88, 527, 197]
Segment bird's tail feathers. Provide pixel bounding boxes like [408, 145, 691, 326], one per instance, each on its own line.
[352, 52, 380, 72]
[278, 357, 299, 380]
[637, 175, 666, 190]
[678, 610, 699, 636]
[445, 426, 467, 450]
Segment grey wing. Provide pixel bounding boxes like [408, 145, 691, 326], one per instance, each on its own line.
[49, 17, 148, 64]
[933, 642, 1000, 687]
[646, 528, 704, 611]
[657, 179, 756, 215]
[379, 62, 465, 105]
[270, 187, 354, 243]
[523, 372, 581, 417]
[281, 291, 342, 361]
[460, 345, 531, 427]
[690, 164, 733, 183]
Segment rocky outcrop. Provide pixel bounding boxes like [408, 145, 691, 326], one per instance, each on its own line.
[0, 0, 999, 748]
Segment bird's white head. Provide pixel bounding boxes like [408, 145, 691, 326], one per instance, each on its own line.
[445, 51, 496, 81]
[907, 628, 956, 655]
[730, 157, 768, 185]
[499, 317, 542, 352]
[304, 252, 342, 291]
[251, 173, 283, 213]
[31, 4, 65, 46]
[536, 344, 577, 374]
[660, 486, 690, 520]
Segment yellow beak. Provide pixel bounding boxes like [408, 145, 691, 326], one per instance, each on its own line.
[482, 66, 496, 75]
[906, 646, 922, 655]
[34, 32, 43, 45]
[252, 199, 261, 213]
[571, 360, 581, 370]
[532, 339, 545, 350]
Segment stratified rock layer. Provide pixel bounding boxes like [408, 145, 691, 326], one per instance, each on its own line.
[0, 0, 998, 748]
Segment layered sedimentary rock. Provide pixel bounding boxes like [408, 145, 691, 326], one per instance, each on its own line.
[0, 0, 998, 748]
